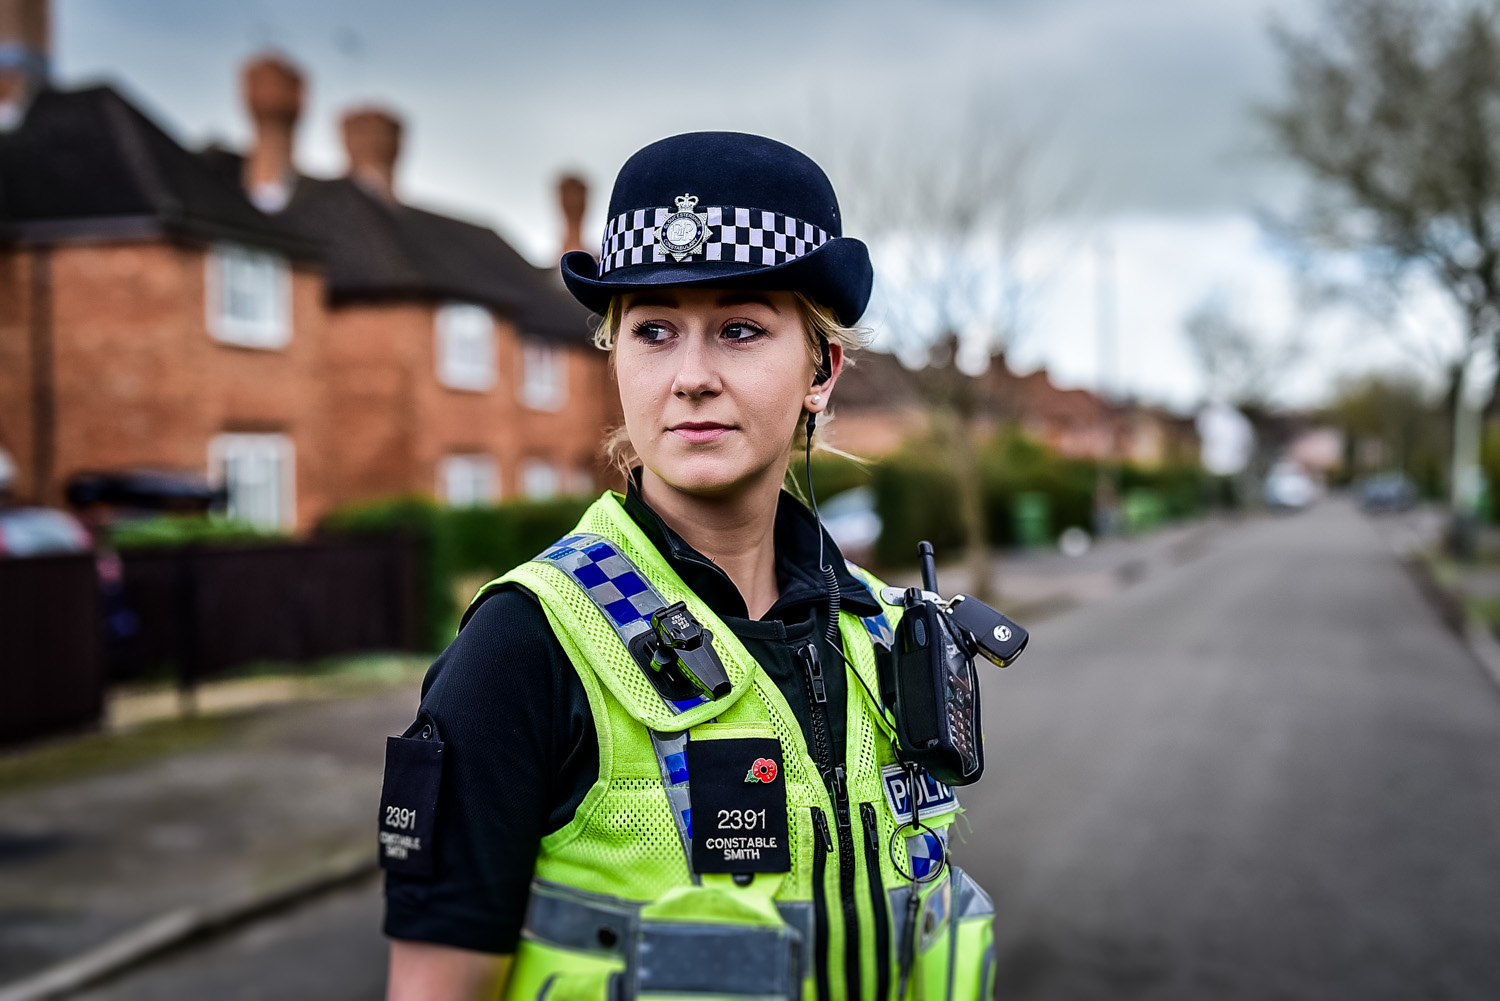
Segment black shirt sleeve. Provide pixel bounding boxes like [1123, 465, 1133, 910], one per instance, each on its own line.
[382, 584, 600, 954]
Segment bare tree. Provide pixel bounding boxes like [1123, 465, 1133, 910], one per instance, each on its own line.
[1262, 0, 1500, 524]
[841, 103, 1081, 599]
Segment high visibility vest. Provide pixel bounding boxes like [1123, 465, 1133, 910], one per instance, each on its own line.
[483, 491, 996, 1000]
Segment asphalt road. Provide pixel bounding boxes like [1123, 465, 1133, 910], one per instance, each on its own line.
[954, 500, 1500, 1000]
[74, 500, 1500, 1000]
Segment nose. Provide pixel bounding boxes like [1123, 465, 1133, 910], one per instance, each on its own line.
[668, 328, 722, 400]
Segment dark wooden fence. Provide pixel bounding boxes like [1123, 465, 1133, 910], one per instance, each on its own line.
[0, 535, 424, 746]
[109, 535, 424, 683]
[0, 553, 104, 747]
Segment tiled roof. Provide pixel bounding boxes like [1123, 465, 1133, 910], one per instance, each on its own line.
[199, 149, 593, 347]
[0, 86, 317, 258]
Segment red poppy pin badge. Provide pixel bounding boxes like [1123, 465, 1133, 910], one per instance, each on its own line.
[745, 757, 778, 784]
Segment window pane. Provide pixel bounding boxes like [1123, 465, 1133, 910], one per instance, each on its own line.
[521, 460, 559, 499]
[440, 454, 497, 507]
[436, 304, 496, 391]
[211, 433, 294, 530]
[521, 342, 567, 410]
[208, 245, 289, 349]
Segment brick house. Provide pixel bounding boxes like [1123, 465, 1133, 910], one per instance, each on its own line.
[199, 55, 615, 512]
[0, 23, 614, 531]
[0, 83, 333, 527]
[830, 349, 1198, 467]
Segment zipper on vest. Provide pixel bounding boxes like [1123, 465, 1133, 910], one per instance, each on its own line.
[832, 766, 860, 1000]
[811, 807, 833, 1001]
[861, 802, 892, 1001]
[800, 641, 860, 1000]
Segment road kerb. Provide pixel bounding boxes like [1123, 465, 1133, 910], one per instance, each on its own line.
[0, 847, 377, 1001]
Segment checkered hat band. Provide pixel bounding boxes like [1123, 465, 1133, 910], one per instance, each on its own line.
[597, 206, 831, 276]
[535, 532, 707, 714]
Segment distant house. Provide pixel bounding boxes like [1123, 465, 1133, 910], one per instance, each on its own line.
[0, 39, 613, 530]
[830, 348, 1199, 467]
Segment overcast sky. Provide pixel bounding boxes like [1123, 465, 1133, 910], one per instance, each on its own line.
[53, 0, 1443, 411]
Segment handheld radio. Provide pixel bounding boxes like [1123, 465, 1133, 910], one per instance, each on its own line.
[878, 542, 1028, 787]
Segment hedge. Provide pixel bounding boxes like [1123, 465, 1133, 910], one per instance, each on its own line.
[109, 515, 290, 551]
[868, 430, 1219, 568]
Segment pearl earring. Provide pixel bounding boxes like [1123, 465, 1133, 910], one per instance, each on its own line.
[811, 394, 822, 405]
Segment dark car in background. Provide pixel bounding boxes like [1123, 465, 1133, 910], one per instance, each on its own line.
[1359, 472, 1418, 513]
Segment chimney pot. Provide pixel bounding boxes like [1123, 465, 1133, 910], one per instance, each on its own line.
[558, 174, 589, 260]
[240, 53, 303, 211]
[0, 0, 51, 130]
[341, 107, 402, 203]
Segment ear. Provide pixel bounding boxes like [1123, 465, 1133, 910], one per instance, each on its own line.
[806, 338, 845, 414]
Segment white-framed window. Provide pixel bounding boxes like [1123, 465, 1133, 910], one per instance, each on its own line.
[436, 303, 497, 391]
[567, 468, 594, 495]
[439, 454, 499, 507]
[209, 433, 295, 531]
[520, 341, 567, 411]
[521, 459, 560, 500]
[205, 244, 290, 348]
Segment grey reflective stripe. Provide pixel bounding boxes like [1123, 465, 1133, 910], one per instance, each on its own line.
[952, 866, 994, 920]
[775, 900, 814, 983]
[523, 879, 636, 955]
[889, 885, 914, 951]
[525, 880, 802, 1000]
[534, 532, 704, 871]
[945, 867, 965, 1001]
[636, 921, 801, 999]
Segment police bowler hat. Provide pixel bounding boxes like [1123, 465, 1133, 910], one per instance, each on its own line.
[560, 132, 873, 327]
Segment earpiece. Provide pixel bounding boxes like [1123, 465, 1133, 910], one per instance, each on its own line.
[815, 335, 832, 385]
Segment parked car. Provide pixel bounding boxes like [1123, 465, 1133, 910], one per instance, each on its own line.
[1264, 462, 1318, 510]
[0, 507, 92, 558]
[1359, 472, 1418, 513]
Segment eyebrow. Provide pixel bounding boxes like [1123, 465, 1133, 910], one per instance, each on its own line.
[621, 292, 681, 310]
[620, 291, 783, 314]
[713, 292, 782, 313]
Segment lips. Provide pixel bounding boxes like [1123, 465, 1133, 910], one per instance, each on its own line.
[670, 422, 734, 443]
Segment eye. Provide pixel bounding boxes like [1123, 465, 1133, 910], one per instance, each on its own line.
[630, 321, 673, 344]
[722, 320, 767, 342]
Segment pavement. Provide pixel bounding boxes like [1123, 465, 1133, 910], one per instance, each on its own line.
[0, 688, 417, 1000]
[955, 498, 1500, 999]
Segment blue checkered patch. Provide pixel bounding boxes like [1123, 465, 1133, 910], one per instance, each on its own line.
[534, 532, 708, 717]
[539, 534, 669, 635]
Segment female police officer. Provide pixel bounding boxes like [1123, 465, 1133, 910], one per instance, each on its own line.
[382, 132, 996, 1000]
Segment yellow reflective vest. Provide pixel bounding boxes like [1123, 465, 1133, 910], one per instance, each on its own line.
[481, 491, 995, 1000]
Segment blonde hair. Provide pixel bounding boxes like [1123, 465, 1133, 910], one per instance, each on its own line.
[592, 292, 868, 482]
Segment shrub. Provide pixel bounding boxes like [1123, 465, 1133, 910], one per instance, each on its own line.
[871, 446, 965, 567]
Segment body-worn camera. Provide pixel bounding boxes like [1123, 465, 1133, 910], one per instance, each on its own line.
[878, 542, 1029, 786]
